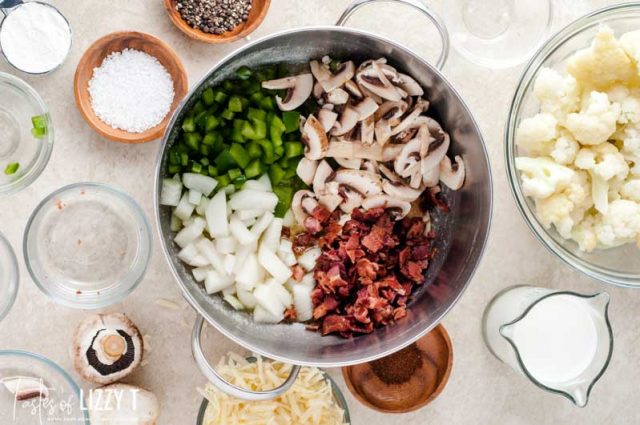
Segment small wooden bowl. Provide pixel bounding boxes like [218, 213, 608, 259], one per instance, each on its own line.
[74, 31, 188, 144]
[342, 324, 453, 413]
[164, 0, 271, 44]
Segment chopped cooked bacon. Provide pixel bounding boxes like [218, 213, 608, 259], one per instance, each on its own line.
[291, 265, 305, 281]
[293, 232, 316, 255]
[300, 207, 437, 337]
[284, 306, 297, 321]
[310, 205, 332, 223]
[304, 216, 323, 235]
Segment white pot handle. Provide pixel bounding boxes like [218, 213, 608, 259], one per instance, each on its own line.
[191, 315, 301, 401]
[336, 0, 450, 70]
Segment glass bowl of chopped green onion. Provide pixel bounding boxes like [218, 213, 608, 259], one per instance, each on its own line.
[0, 72, 53, 195]
[0, 232, 18, 322]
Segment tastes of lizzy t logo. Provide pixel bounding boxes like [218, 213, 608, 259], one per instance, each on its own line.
[1, 376, 139, 423]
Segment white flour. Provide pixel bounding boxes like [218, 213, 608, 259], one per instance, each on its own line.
[0, 2, 71, 74]
[88, 48, 175, 133]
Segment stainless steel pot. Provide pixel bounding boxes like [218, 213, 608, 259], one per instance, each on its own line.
[154, 0, 493, 400]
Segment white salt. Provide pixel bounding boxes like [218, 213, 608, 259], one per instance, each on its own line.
[88, 49, 175, 133]
[0, 3, 71, 74]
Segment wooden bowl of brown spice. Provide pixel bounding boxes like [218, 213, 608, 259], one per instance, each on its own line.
[164, 0, 271, 43]
[342, 324, 454, 413]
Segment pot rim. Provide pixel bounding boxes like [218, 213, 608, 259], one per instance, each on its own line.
[154, 25, 493, 367]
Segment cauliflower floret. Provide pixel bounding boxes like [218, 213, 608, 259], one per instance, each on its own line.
[594, 199, 640, 247]
[550, 131, 580, 165]
[567, 25, 636, 89]
[533, 68, 580, 122]
[515, 156, 575, 199]
[620, 29, 640, 72]
[574, 142, 629, 181]
[535, 171, 592, 239]
[572, 214, 599, 252]
[621, 178, 640, 201]
[516, 113, 557, 155]
[565, 91, 620, 145]
[606, 84, 640, 124]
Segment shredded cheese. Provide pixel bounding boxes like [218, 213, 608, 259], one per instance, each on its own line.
[199, 354, 349, 425]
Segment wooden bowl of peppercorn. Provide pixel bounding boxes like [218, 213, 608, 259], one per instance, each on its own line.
[164, 0, 270, 43]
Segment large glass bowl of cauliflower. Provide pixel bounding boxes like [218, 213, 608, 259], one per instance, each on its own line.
[506, 3, 640, 287]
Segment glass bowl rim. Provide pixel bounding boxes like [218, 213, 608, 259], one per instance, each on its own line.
[22, 182, 152, 308]
[505, 2, 640, 288]
[0, 349, 89, 424]
[0, 71, 54, 195]
[0, 231, 18, 322]
[194, 364, 351, 424]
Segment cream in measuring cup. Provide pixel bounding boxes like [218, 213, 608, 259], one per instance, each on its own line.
[0, 1, 71, 74]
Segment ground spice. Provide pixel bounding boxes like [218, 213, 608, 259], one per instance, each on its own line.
[176, 0, 252, 35]
[370, 344, 423, 385]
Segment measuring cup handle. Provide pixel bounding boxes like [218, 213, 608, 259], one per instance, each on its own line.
[0, 0, 22, 16]
[336, 0, 449, 70]
[191, 315, 301, 401]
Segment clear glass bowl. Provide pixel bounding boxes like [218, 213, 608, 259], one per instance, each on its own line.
[0, 72, 53, 194]
[0, 232, 18, 321]
[195, 367, 351, 424]
[0, 350, 89, 424]
[505, 3, 640, 287]
[23, 183, 152, 308]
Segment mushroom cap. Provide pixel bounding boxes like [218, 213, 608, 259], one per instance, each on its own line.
[292, 190, 316, 225]
[325, 88, 349, 105]
[331, 107, 359, 136]
[339, 187, 364, 213]
[394, 137, 423, 177]
[71, 313, 143, 385]
[397, 73, 424, 96]
[312, 60, 355, 92]
[352, 97, 379, 121]
[382, 179, 423, 202]
[317, 109, 338, 132]
[334, 169, 382, 197]
[302, 115, 329, 160]
[361, 115, 375, 145]
[334, 157, 362, 169]
[313, 159, 334, 194]
[356, 61, 403, 101]
[362, 194, 411, 219]
[89, 384, 159, 425]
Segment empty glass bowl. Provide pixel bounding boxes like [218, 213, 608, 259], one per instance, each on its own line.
[505, 3, 640, 287]
[23, 183, 152, 308]
[0, 350, 89, 424]
[0, 232, 18, 321]
[0, 72, 53, 195]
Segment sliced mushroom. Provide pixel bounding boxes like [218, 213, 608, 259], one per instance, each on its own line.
[296, 157, 318, 185]
[89, 384, 160, 425]
[325, 88, 349, 105]
[420, 130, 451, 173]
[374, 100, 408, 125]
[382, 180, 423, 201]
[356, 61, 403, 101]
[1, 376, 49, 401]
[374, 120, 393, 145]
[361, 160, 379, 174]
[313, 160, 334, 194]
[361, 115, 375, 145]
[339, 186, 364, 213]
[262, 73, 314, 112]
[390, 99, 430, 136]
[357, 82, 384, 104]
[409, 168, 422, 189]
[313, 81, 324, 99]
[334, 169, 382, 196]
[334, 157, 362, 169]
[317, 109, 338, 132]
[362, 194, 411, 220]
[379, 164, 401, 182]
[331, 107, 359, 136]
[352, 97, 379, 121]
[394, 138, 423, 178]
[302, 196, 319, 213]
[311, 60, 355, 92]
[326, 140, 402, 161]
[439, 155, 466, 190]
[397, 73, 424, 96]
[302, 115, 329, 160]
[71, 313, 143, 385]
[344, 80, 363, 99]
[292, 190, 316, 225]
[422, 163, 440, 187]
[318, 193, 343, 212]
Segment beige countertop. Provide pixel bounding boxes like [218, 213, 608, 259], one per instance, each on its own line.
[1, 0, 638, 424]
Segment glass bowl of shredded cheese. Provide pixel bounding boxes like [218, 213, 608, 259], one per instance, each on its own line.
[506, 3, 640, 287]
[196, 354, 350, 425]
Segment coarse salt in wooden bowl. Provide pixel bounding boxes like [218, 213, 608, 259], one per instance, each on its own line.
[74, 31, 188, 144]
[164, 0, 271, 44]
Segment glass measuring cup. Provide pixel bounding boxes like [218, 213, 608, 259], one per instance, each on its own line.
[0, 0, 72, 75]
[482, 286, 613, 407]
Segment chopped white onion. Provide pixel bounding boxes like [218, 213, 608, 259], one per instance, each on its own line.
[229, 217, 257, 246]
[215, 237, 237, 254]
[293, 284, 313, 322]
[262, 218, 283, 252]
[170, 214, 182, 232]
[160, 178, 183, 206]
[250, 211, 274, 239]
[192, 266, 212, 282]
[174, 220, 205, 248]
[223, 293, 244, 310]
[229, 190, 278, 212]
[196, 239, 226, 275]
[237, 288, 257, 309]
[258, 245, 292, 283]
[204, 271, 234, 294]
[188, 189, 202, 205]
[298, 247, 321, 271]
[195, 196, 209, 216]
[183, 173, 218, 196]
[206, 191, 229, 238]
[253, 283, 286, 317]
[224, 254, 235, 275]
[174, 193, 196, 221]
